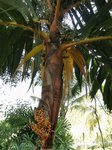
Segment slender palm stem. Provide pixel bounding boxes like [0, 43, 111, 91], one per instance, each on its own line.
[0, 21, 48, 39]
[60, 36, 112, 51]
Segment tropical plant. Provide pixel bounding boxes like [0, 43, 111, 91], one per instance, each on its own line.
[55, 118, 74, 150]
[0, 104, 38, 149]
[0, 0, 112, 149]
[0, 104, 74, 150]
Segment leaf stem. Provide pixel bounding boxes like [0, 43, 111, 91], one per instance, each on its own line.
[50, 0, 61, 33]
[60, 36, 112, 51]
[0, 21, 48, 39]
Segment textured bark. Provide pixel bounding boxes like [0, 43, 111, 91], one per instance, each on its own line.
[40, 44, 63, 148]
[37, 2, 62, 147]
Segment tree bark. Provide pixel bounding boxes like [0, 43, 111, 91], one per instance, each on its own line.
[35, 3, 63, 147]
[39, 40, 63, 149]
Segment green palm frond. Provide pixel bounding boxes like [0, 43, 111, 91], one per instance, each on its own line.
[0, 0, 44, 82]
[0, 105, 74, 150]
[68, 0, 112, 110]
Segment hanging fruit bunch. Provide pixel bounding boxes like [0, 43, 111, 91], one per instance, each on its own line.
[31, 108, 51, 145]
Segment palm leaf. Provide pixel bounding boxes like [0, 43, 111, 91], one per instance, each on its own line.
[69, 47, 86, 78]
[63, 50, 74, 96]
[68, 0, 112, 110]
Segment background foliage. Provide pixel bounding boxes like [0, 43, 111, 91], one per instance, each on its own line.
[0, 104, 75, 150]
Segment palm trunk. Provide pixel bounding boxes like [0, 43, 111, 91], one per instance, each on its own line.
[33, 2, 63, 147]
[40, 42, 63, 149]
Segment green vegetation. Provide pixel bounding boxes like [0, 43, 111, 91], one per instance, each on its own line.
[0, 104, 74, 150]
[0, 0, 112, 149]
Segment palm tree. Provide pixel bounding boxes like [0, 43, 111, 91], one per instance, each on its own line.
[0, 0, 112, 149]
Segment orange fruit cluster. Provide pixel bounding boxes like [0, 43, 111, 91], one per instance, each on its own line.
[31, 108, 51, 144]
